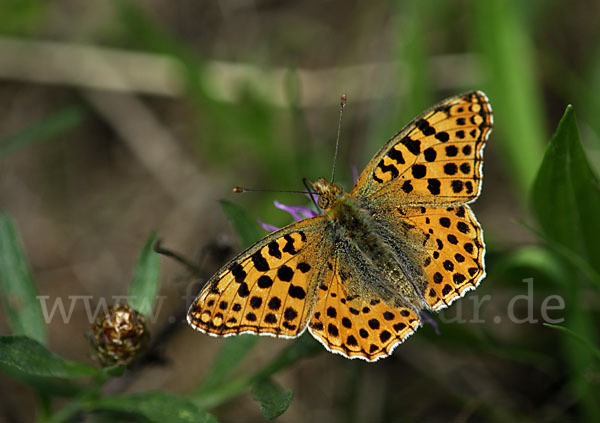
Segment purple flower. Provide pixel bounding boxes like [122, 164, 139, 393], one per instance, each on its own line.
[419, 311, 440, 335]
[258, 200, 318, 232]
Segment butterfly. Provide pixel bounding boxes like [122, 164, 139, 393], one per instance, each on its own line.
[188, 91, 493, 361]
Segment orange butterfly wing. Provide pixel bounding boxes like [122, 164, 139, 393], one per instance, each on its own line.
[187, 217, 332, 338]
[307, 249, 421, 361]
[352, 91, 492, 207]
[389, 205, 486, 311]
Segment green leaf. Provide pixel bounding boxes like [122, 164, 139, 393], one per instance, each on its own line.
[0, 335, 101, 379]
[220, 200, 265, 248]
[516, 220, 600, 289]
[0, 213, 47, 344]
[83, 392, 217, 423]
[532, 106, 600, 273]
[544, 324, 600, 361]
[128, 231, 160, 316]
[252, 378, 293, 420]
[493, 244, 568, 284]
[0, 106, 84, 157]
[393, 1, 435, 120]
[102, 365, 126, 378]
[531, 105, 600, 421]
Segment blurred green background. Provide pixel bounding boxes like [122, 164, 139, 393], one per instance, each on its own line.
[1, 0, 599, 422]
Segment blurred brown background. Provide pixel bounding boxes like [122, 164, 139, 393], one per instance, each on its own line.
[1, 0, 600, 421]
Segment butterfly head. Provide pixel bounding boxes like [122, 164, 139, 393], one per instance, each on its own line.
[312, 177, 344, 210]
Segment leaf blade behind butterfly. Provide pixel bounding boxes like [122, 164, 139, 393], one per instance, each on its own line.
[220, 200, 265, 248]
[0, 335, 101, 380]
[80, 392, 217, 423]
[128, 231, 160, 316]
[252, 378, 293, 420]
[531, 105, 600, 273]
[0, 213, 47, 345]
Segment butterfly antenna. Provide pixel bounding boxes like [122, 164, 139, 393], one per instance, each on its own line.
[303, 177, 320, 210]
[330, 93, 347, 183]
[233, 187, 310, 194]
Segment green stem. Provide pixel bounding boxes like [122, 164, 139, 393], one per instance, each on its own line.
[191, 333, 321, 410]
[36, 392, 52, 423]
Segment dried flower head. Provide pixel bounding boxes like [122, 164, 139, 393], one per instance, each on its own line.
[89, 304, 149, 367]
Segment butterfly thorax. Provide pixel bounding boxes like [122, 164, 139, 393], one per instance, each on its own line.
[312, 177, 428, 310]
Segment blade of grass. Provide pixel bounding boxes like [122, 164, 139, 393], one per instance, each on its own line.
[544, 324, 600, 361]
[393, 1, 435, 120]
[471, 0, 546, 199]
[128, 231, 160, 316]
[0, 213, 47, 344]
[0, 106, 84, 158]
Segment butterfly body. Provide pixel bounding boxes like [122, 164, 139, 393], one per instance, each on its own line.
[314, 177, 429, 310]
[188, 91, 493, 361]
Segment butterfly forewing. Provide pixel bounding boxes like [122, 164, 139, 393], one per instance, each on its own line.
[352, 91, 492, 207]
[187, 217, 331, 338]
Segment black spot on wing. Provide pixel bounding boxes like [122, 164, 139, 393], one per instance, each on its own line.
[400, 136, 421, 155]
[257, 275, 273, 288]
[387, 147, 405, 164]
[427, 179, 441, 195]
[251, 251, 269, 271]
[423, 147, 437, 162]
[268, 241, 281, 259]
[451, 180, 463, 193]
[377, 160, 400, 180]
[415, 119, 436, 136]
[411, 164, 427, 179]
[229, 262, 246, 283]
[277, 265, 294, 282]
[297, 262, 311, 273]
[288, 285, 306, 299]
[435, 131, 449, 142]
[282, 234, 298, 255]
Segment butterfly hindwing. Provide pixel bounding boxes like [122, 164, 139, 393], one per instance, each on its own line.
[394, 205, 486, 311]
[307, 247, 422, 362]
[352, 91, 492, 207]
[187, 216, 331, 338]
